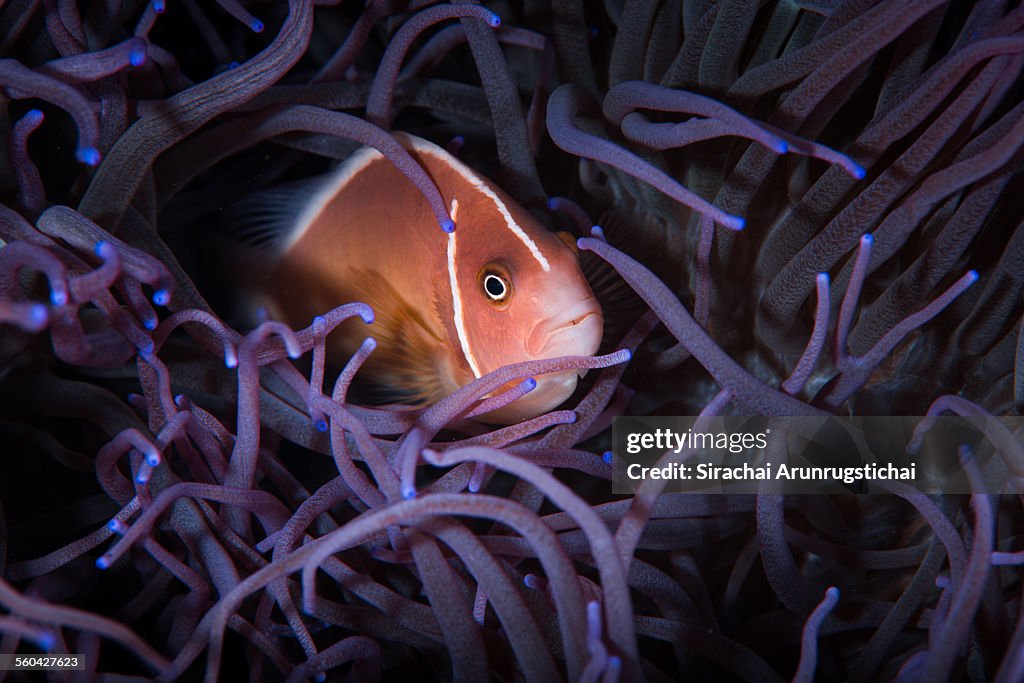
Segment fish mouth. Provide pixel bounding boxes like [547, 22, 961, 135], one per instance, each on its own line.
[526, 300, 604, 357]
[481, 301, 603, 423]
[548, 310, 599, 341]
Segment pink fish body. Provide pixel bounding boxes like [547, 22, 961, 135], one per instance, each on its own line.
[230, 133, 602, 423]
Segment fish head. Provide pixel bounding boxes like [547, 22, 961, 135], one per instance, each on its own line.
[454, 203, 603, 423]
[397, 133, 604, 422]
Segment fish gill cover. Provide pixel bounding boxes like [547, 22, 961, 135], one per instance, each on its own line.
[0, 1, 1022, 681]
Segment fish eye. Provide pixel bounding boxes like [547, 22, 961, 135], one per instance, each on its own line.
[479, 267, 511, 304]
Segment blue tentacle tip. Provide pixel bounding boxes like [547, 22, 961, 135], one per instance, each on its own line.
[50, 290, 67, 306]
[314, 419, 328, 432]
[774, 140, 788, 154]
[850, 163, 866, 179]
[440, 218, 456, 233]
[966, 270, 979, 283]
[96, 554, 112, 569]
[402, 486, 417, 500]
[602, 451, 613, 464]
[726, 215, 746, 231]
[521, 377, 537, 392]
[250, 19, 264, 33]
[152, 0, 165, 12]
[129, 42, 147, 67]
[37, 632, 56, 652]
[360, 309, 375, 324]
[76, 147, 100, 166]
[26, 109, 44, 124]
[27, 303, 48, 326]
[486, 12, 501, 27]
[152, 289, 170, 306]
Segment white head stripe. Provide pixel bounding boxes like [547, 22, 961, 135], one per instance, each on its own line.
[408, 137, 551, 272]
[451, 198, 460, 224]
[447, 230, 482, 378]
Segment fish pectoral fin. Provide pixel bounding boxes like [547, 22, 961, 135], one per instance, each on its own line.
[347, 268, 454, 405]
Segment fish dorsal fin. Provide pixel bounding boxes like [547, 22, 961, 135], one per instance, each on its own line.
[346, 267, 456, 405]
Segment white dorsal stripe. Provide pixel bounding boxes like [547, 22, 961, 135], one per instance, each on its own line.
[447, 227, 482, 378]
[282, 145, 384, 253]
[403, 135, 551, 272]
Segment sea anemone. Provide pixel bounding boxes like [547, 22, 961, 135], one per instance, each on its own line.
[1, 1, 1022, 681]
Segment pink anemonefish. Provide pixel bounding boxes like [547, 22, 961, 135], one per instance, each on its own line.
[224, 133, 603, 423]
